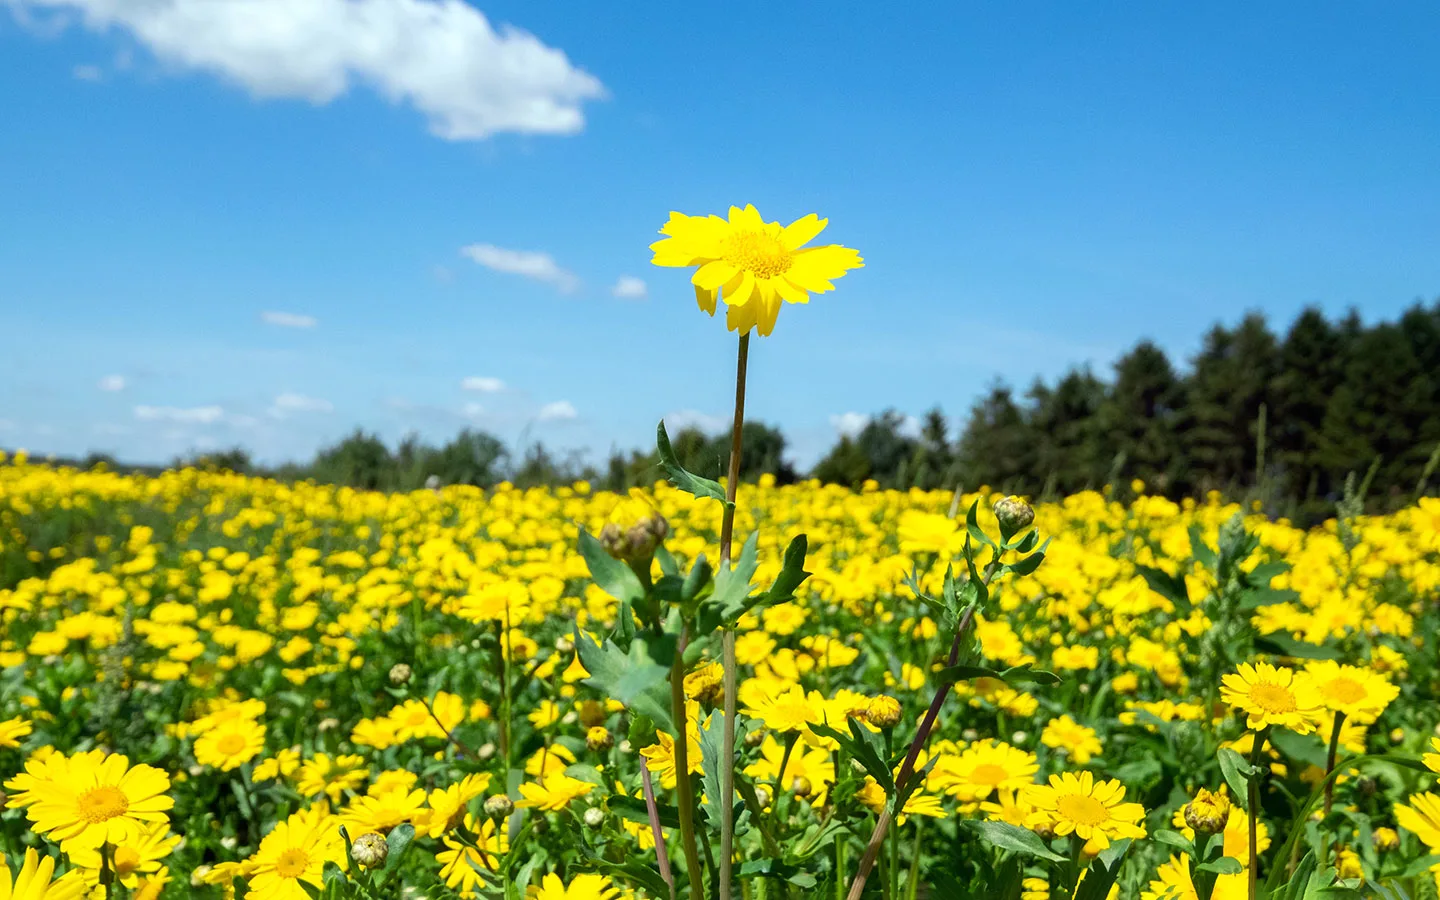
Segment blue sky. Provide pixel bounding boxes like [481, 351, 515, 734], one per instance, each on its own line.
[2, 2, 1438, 468]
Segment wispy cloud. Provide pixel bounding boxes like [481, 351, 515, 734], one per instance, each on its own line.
[261, 310, 318, 329]
[97, 374, 126, 392]
[268, 393, 333, 417]
[611, 275, 648, 299]
[461, 376, 506, 393]
[537, 400, 578, 422]
[72, 63, 103, 82]
[830, 412, 869, 437]
[11, 0, 605, 141]
[460, 244, 579, 293]
[666, 410, 728, 433]
[134, 405, 225, 424]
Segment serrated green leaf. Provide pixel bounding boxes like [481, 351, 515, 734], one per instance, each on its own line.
[383, 823, 416, 872]
[610, 794, 680, 829]
[657, 420, 731, 507]
[1135, 564, 1190, 611]
[968, 820, 1066, 862]
[1256, 634, 1341, 660]
[966, 500, 996, 551]
[1074, 839, 1131, 900]
[578, 529, 644, 604]
[1005, 539, 1051, 577]
[1152, 829, 1194, 852]
[573, 628, 675, 734]
[811, 720, 893, 794]
[699, 711, 731, 825]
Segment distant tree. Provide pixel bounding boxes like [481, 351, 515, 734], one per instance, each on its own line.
[908, 407, 955, 490]
[1269, 308, 1345, 501]
[429, 429, 508, 488]
[176, 447, 253, 475]
[1099, 340, 1183, 491]
[311, 431, 394, 490]
[956, 384, 1036, 493]
[811, 436, 874, 487]
[1179, 314, 1279, 493]
[1029, 368, 1108, 493]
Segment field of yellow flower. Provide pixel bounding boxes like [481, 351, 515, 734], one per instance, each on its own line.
[1, 451, 1438, 900]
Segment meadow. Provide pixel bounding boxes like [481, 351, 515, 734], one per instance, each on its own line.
[1, 451, 1438, 899]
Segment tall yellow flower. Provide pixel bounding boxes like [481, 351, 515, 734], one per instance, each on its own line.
[1219, 662, 1323, 734]
[1303, 661, 1399, 724]
[529, 872, 621, 900]
[436, 816, 508, 897]
[245, 806, 348, 900]
[650, 204, 863, 336]
[3, 749, 172, 851]
[1395, 792, 1440, 851]
[68, 821, 180, 888]
[516, 773, 595, 812]
[0, 848, 86, 900]
[194, 717, 266, 771]
[1025, 772, 1147, 849]
[929, 740, 1038, 802]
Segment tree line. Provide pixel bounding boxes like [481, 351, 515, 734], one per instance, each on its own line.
[61, 300, 1440, 518]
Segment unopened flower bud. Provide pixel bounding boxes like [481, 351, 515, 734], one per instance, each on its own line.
[754, 786, 772, 808]
[598, 523, 628, 559]
[484, 794, 514, 819]
[1184, 788, 1230, 835]
[478, 742, 496, 760]
[850, 759, 867, 775]
[388, 663, 412, 685]
[1356, 775, 1377, 797]
[864, 696, 902, 729]
[1032, 820, 1056, 840]
[586, 727, 614, 752]
[583, 807, 605, 829]
[790, 776, 812, 798]
[578, 700, 607, 729]
[191, 865, 212, 887]
[351, 832, 388, 869]
[554, 637, 575, 654]
[744, 728, 768, 748]
[1373, 827, 1400, 852]
[993, 496, 1035, 537]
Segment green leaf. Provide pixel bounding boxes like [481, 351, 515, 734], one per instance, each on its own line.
[681, 554, 712, 604]
[811, 721, 893, 794]
[1247, 560, 1290, 586]
[655, 545, 679, 578]
[1005, 540, 1050, 577]
[1240, 587, 1300, 611]
[1269, 729, 1329, 769]
[1196, 856, 1244, 875]
[934, 662, 1060, 687]
[967, 820, 1066, 863]
[573, 628, 675, 734]
[698, 711, 731, 825]
[1188, 524, 1218, 569]
[965, 499, 997, 551]
[699, 533, 811, 634]
[761, 535, 811, 609]
[383, 823, 416, 873]
[562, 763, 607, 786]
[1073, 838, 1131, 900]
[1218, 748, 1256, 808]
[1398, 854, 1440, 878]
[578, 529, 644, 604]
[578, 854, 673, 899]
[657, 420, 731, 507]
[1255, 634, 1341, 660]
[1152, 829, 1194, 853]
[1135, 564, 1190, 610]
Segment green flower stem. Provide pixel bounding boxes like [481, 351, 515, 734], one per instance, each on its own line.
[906, 820, 925, 900]
[496, 619, 511, 767]
[719, 332, 750, 900]
[1320, 712, 1346, 867]
[1246, 727, 1271, 900]
[671, 626, 706, 900]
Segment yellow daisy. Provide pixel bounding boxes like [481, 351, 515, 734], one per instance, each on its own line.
[1424, 737, 1440, 774]
[1219, 662, 1323, 734]
[1040, 715, 1104, 765]
[68, 821, 180, 888]
[1025, 772, 1147, 849]
[1395, 792, 1440, 851]
[516, 773, 595, 812]
[436, 816, 508, 897]
[339, 788, 427, 834]
[929, 740, 1038, 802]
[245, 806, 347, 900]
[295, 753, 368, 803]
[194, 717, 266, 771]
[0, 847, 87, 900]
[0, 716, 33, 749]
[649, 204, 864, 337]
[3, 749, 172, 851]
[529, 872, 620, 900]
[1303, 661, 1399, 724]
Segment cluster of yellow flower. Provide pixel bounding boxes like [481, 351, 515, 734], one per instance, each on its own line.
[1, 448, 1438, 897]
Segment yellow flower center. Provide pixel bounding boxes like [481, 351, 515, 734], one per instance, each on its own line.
[113, 846, 142, 878]
[76, 785, 130, 824]
[722, 230, 792, 279]
[216, 733, 249, 756]
[1249, 682, 1297, 714]
[274, 848, 311, 879]
[1056, 793, 1111, 827]
[969, 764, 1012, 786]
[1324, 677, 1367, 705]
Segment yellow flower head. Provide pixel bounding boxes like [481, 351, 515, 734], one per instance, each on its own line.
[246, 806, 348, 900]
[516, 773, 595, 812]
[1395, 791, 1440, 852]
[0, 847, 86, 900]
[1303, 661, 1399, 724]
[529, 872, 620, 900]
[1025, 772, 1147, 850]
[1219, 662, 1324, 734]
[929, 739, 1038, 803]
[650, 204, 863, 336]
[3, 749, 173, 851]
[194, 717, 266, 771]
[1040, 715, 1104, 765]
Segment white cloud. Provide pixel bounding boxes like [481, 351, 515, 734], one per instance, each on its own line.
[666, 410, 728, 433]
[11, 0, 604, 140]
[261, 310, 318, 328]
[460, 376, 505, 393]
[461, 402, 485, 419]
[460, 244, 578, 293]
[899, 415, 922, 439]
[536, 400, 577, 422]
[97, 374, 126, 392]
[72, 63, 103, 81]
[611, 275, 647, 299]
[830, 412, 869, 438]
[269, 393, 333, 417]
[134, 404, 225, 424]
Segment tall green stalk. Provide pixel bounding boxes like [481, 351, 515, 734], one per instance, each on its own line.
[719, 332, 750, 900]
[672, 626, 705, 899]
